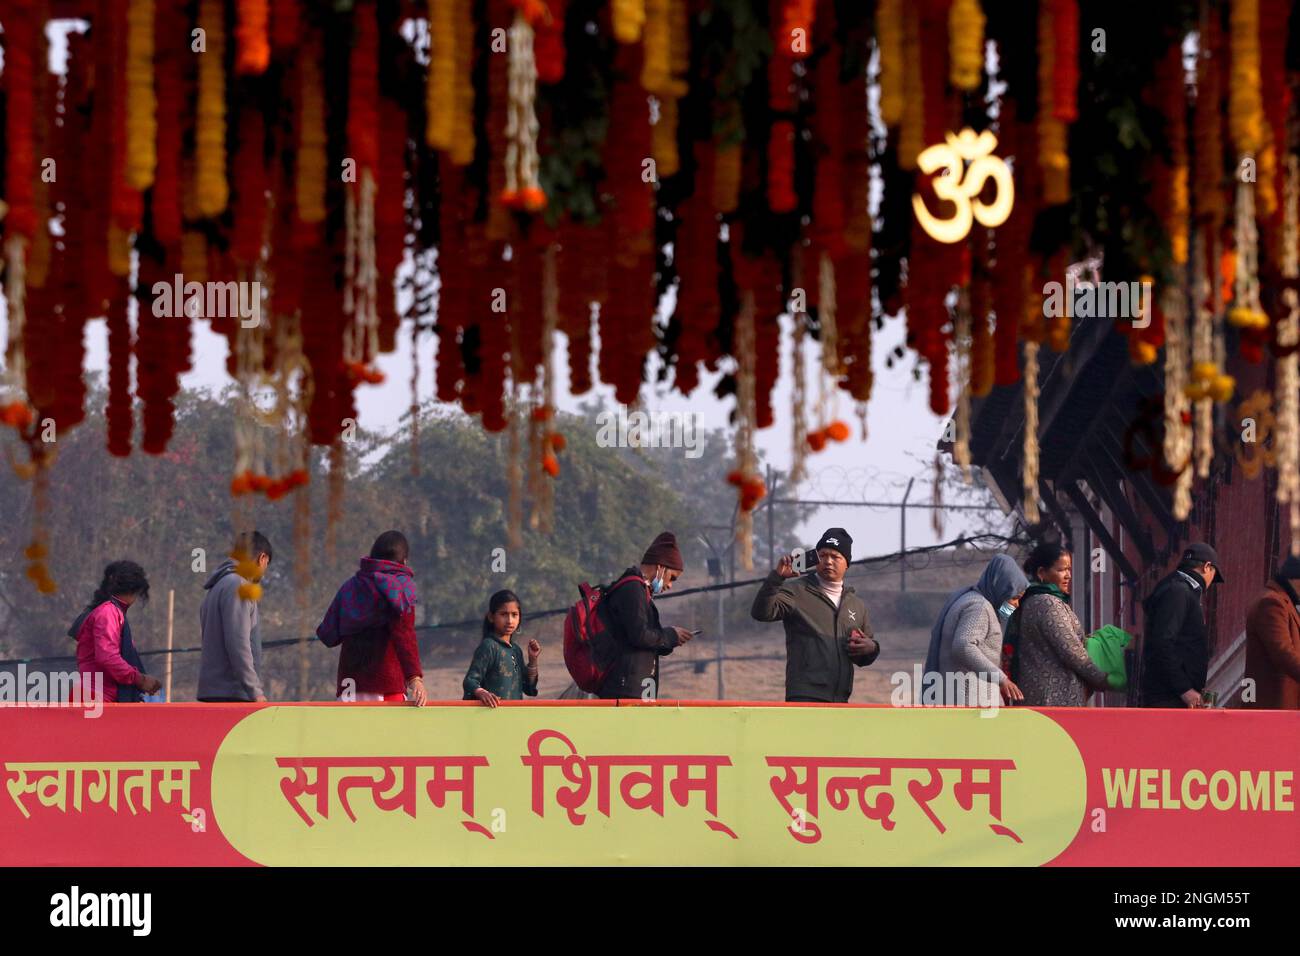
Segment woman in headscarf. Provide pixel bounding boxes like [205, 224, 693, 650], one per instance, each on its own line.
[924, 554, 1028, 705]
[1012, 541, 1111, 706]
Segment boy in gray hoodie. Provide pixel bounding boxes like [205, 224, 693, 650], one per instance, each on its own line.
[198, 531, 272, 702]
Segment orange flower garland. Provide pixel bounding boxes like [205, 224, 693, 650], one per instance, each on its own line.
[235, 0, 271, 76]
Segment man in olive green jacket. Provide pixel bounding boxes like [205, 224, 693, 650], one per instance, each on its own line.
[751, 528, 879, 702]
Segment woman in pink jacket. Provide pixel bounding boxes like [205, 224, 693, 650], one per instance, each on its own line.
[71, 561, 161, 702]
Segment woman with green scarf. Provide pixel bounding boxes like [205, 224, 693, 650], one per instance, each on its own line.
[1014, 542, 1110, 706]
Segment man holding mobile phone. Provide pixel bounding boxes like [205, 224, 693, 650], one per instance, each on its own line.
[751, 527, 879, 702]
[594, 531, 696, 700]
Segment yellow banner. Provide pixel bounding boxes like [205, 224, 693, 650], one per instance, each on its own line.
[211, 705, 1086, 865]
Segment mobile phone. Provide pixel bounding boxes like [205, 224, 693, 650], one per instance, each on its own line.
[791, 547, 819, 574]
[690, 628, 703, 636]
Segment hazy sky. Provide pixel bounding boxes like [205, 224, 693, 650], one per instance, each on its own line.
[47, 301, 1003, 561]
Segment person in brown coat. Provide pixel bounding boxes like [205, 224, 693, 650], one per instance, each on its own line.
[1244, 554, 1300, 709]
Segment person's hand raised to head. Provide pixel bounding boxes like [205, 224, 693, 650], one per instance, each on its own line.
[776, 554, 799, 579]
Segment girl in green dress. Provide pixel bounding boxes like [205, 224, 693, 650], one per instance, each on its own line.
[464, 589, 541, 707]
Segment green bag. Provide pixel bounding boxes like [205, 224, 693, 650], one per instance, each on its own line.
[1086, 625, 1133, 691]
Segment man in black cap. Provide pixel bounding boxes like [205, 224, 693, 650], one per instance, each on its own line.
[1140, 542, 1225, 709]
[752, 527, 879, 703]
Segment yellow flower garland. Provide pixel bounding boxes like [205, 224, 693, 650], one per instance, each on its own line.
[451, 0, 476, 166]
[1228, 0, 1263, 158]
[949, 0, 985, 92]
[645, 0, 688, 176]
[297, 39, 327, 224]
[125, 0, 156, 191]
[426, 0, 456, 150]
[613, 0, 646, 45]
[196, 0, 228, 217]
[1038, 0, 1069, 206]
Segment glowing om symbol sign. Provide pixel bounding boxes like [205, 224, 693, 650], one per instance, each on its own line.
[912, 128, 1015, 244]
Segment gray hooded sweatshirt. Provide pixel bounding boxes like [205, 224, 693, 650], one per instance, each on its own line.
[197, 560, 264, 701]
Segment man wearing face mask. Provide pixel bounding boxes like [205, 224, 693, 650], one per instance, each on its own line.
[752, 528, 879, 703]
[594, 531, 695, 700]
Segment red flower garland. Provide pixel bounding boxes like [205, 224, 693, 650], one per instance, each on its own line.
[3, 1, 37, 241]
[375, 95, 408, 354]
[436, 159, 470, 406]
[231, 110, 267, 266]
[106, 284, 134, 456]
[1050, 0, 1079, 123]
[152, 0, 184, 249]
[558, 220, 595, 395]
[674, 142, 721, 396]
[272, 0, 301, 57]
[528, 0, 569, 84]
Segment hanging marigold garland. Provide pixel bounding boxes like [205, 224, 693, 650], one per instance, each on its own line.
[273, 0, 301, 57]
[729, 291, 766, 569]
[426, 0, 476, 166]
[108, 0, 140, 277]
[1230, 162, 1269, 332]
[1195, 9, 1228, 234]
[645, 0, 689, 178]
[532, 0, 568, 83]
[343, 4, 383, 378]
[1258, 0, 1292, 244]
[948, 0, 985, 93]
[1022, 339, 1041, 523]
[1229, 0, 1264, 167]
[196, 0, 229, 218]
[899, 3, 924, 170]
[825, 10, 873, 407]
[1159, 42, 1189, 267]
[503, 8, 546, 212]
[673, 142, 720, 395]
[235, 0, 271, 76]
[2, 0, 38, 403]
[613, 0, 647, 44]
[124, 0, 157, 191]
[1163, 277, 1194, 519]
[296, 31, 328, 227]
[1276, 154, 1300, 554]
[878, 0, 905, 128]
[1037, 0, 1071, 207]
[954, 287, 973, 482]
[992, 121, 1032, 385]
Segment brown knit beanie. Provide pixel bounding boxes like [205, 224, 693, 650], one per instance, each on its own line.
[641, 531, 684, 571]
